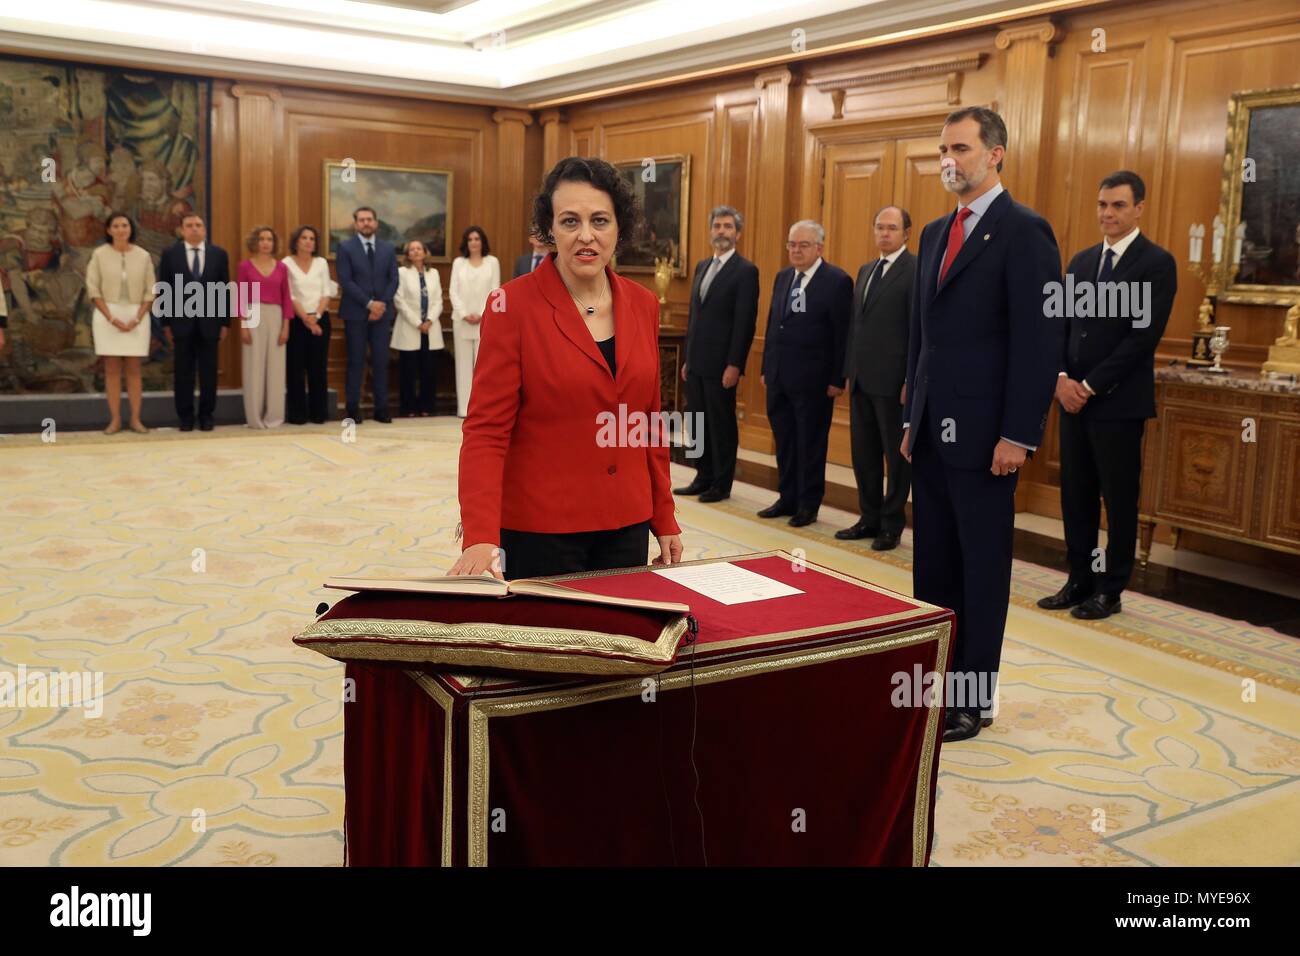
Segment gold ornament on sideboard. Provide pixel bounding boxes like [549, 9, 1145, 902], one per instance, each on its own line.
[1185, 217, 1225, 367]
[653, 255, 673, 323]
[1261, 301, 1300, 379]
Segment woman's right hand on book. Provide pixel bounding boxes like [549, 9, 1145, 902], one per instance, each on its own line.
[448, 542, 504, 579]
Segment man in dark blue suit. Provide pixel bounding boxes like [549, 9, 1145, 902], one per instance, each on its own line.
[760, 219, 853, 527]
[1038, 170, 1176, 621]
[335, 206, 399, 423]
[902, 107, 1063, 741]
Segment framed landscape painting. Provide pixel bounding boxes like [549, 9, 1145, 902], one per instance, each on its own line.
[612, 154, 690, 276]
[323, 160, 452, 261]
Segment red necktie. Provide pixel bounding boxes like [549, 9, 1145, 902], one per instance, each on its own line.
[938, 207, 974, 284]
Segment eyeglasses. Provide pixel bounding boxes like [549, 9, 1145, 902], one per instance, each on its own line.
[786, 241, 817, 251]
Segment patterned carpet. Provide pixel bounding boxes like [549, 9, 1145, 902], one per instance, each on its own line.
[1, 419, 1297, 866]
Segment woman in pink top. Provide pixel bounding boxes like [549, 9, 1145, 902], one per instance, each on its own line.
[238, 225, 296, 428]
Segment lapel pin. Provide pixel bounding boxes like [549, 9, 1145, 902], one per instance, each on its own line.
[984, 234, 991, 241]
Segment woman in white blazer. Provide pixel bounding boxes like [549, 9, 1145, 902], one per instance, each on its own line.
[448, 225, 500, 417]
[393, 239, 445, 417]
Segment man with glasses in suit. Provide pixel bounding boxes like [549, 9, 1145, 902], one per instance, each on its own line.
[758, 219, 853, 527]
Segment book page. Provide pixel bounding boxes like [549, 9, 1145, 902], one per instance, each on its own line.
[324, 574, 508, 595]
[651, 562, 803, 605]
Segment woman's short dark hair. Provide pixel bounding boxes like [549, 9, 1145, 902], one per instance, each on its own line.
[289, 225, 320, 256]
[104, 211, 137, 244]
[459, 225, 490, 259]
[531, 157, 642, 255]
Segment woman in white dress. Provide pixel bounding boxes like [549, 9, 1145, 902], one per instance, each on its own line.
[86, 212, 156, 434]
[392, 239, 445, 417]
[448, 225, 500, 417]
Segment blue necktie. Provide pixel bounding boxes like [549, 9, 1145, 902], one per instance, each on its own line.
[1098, 247, 1115, 282]
[190, 247, 200, 276]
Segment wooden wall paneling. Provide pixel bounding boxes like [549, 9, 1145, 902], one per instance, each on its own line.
[994, 19, 1066, 210]
[209, 81, 241, 388]
[1149, 6, 1300, 368]
[741, 68, 798, 453]
[492, 109, 534, 263]
[717, 96, 763, 434]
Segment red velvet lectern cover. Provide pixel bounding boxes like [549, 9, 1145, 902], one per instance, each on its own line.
[342, 550, 954, 867]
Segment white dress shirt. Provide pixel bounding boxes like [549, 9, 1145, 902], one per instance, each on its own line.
[862, 246, 906, 306]
[185, 242, 205, 276]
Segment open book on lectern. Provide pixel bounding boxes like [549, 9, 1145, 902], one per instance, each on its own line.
[324, 573, 690, 615]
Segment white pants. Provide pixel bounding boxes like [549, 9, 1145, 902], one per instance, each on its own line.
[242, 304, 286, 428]
[454, 335, 480, 417]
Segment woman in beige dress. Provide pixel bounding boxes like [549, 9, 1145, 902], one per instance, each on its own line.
[86, 212, 156, 434]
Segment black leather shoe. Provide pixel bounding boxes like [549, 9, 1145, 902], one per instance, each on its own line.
[179, 419, 195, 432]
[1037, 580, 1095, 610]
[871, 531, 901, 551]
[673, 481, 710, 496]
[942, 711, 983, 742]
[834, 521, 878, 540]
[788, 510, 817, 527]
[198, 417, 214, 432]
[347, 407, 363, 424]
[757, 502, 796, 519]
[1072, 593, 1121, 620]
[697, 489, 730, 503]
[374, 413, 393, 424]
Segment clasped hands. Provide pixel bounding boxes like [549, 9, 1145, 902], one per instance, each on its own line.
[1056, 375, 1090, 414]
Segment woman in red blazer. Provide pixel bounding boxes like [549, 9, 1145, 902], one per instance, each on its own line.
[450, 157, 683, 580]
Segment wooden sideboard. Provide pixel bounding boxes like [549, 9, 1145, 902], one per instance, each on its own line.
[1139, 367, 1300, 563]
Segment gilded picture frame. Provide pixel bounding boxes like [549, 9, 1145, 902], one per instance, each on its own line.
[322, 160, 453, 262]
[1216, 84, 1300, 305]
[612, 155, 691, 277]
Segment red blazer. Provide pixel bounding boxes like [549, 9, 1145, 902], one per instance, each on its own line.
[458, 254, 681, 548]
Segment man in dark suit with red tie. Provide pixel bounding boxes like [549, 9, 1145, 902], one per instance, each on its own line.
[674, 204, 759, 502]
[760, 219, 853, 527]
[1038, 170, 1176, 621]
[902, 107, 1063, 741]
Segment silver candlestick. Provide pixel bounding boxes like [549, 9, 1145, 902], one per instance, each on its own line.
[1206, 326, 1231, 374]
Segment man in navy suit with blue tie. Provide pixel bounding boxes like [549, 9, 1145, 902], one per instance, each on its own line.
[336, 206, 399, 423]
[759, 219, 853, 527]
[902, 107, 1063, 741]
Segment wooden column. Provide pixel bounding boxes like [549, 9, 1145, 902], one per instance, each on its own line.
[493, 109, 534, 259]
[228, 84, 281, 387]
[539, 109, 567, 170]
[993, 19, 1063, 210]
[741, 67, 797, 451]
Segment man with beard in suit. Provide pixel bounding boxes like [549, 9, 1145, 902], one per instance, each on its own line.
[674, 204, 759, 502]
[901, 107, 1063, 741]
[839, 205, 916, 550]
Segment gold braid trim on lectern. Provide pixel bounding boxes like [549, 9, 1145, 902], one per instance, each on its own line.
[296, 616, 689, 676]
